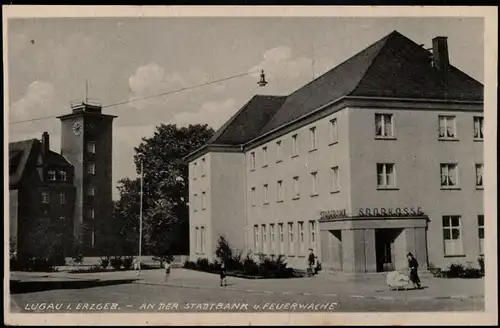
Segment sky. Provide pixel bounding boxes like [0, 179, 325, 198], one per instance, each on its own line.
[6, 17, 484, 200]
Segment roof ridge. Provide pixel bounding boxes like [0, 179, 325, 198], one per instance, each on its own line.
[207, 96, 257, 144]
[348, 31, 394, 96]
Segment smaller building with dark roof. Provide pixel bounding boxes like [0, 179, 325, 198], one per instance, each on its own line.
[9, 132, 76, 258]
[186, 31, 484, 273]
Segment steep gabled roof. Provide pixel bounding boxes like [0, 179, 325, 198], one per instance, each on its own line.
[9, 139, 37, 186]
[9, 137, 74, 187]
[208, 95, 287, 145]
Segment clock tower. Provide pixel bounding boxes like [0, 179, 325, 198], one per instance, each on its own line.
[57, 101, 117, 254]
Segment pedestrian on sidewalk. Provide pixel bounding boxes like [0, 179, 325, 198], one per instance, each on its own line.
[407, 252, 422, 289]
[164, 260, 171, 281]
[219, 260, 227, 287]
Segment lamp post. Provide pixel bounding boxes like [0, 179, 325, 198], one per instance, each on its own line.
[137, 159, 144, 276]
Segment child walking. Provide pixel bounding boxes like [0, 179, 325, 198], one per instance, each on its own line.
[164, 260, 171, 281]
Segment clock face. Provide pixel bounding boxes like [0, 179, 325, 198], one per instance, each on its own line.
[72, 121, 83, 135]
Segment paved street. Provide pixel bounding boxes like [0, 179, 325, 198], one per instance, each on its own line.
[10, 268, 484, 313]
[11, 280, 484, 313]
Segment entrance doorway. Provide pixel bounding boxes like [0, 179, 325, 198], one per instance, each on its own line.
[375, 229, 402, 272]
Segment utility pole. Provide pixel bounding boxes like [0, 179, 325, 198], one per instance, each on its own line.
[138, 159, 144, 275]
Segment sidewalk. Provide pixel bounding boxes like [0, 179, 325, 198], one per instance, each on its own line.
[10, 268, 484, 301]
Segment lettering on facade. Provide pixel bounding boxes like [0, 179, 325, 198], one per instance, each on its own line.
[357, 207, 424, 217]
[320, 207, 424, 220]
[320, 209, 347, 220]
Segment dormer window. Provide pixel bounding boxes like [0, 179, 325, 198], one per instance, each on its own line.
[48, 170, 56, 181]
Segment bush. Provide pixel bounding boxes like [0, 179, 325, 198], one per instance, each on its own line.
[99, 256, 110, 269]
[196, 258, 211, 271]
[69, 265, 105, 273]
[478, 256, 485, 276]
[110, 257, 123, 270]
[447, 263, 465, 278]
[122, 256, 134, 270]
[257, 254, 289, 278]
[243, 254, 259, 276]
[183, 260, 197, 270]
[153, 254, 174, 267]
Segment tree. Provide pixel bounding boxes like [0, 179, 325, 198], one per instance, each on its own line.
[115, 124, 214, 257]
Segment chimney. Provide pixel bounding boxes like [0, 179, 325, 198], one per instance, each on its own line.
[42, 132, 50, 156]
[432, 36, 449, 72]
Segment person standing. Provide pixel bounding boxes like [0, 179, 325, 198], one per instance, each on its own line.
[407, 252, 421, 289]
[164, 260, 171, 281]
[220, 260, 227, 287]
[308, 249, 316, 276]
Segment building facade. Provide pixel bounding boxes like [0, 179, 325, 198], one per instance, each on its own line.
[9, 101, 116, 256]
[9, 133, 76, 257]
[185, 31, 484, 273]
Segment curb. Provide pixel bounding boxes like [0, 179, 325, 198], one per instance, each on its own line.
[132, 279, 484, 301]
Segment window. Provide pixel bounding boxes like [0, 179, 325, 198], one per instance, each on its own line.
[375, 113, 394, 137]
[440, 164, 458, 188]
[87, 141, 96, 154]
[59, 171, 67, 181]
[292, 134, 299, 157]
[193, 162, 197, 179]
[473, 116, 484, 140]
[263, 184, 269, 204]
[193, 194, 198, 211]
[201, 191, 206, 210]
[250, 187, 256, 206]
[377, 163, 396, 188]
[41, 192, 50, 204]
[59, 192, 66, 204]
[87, 163, 96, 175]
[442, 216, 463, 256]
[200, 227, 205, 253]
[276, 140, 283, 162]
[277, 180, 284, 202]
[293, 176, 300, 199]
[201, 158, 206, 176]
[478, 215, 484, 255]
[88, 208, 95, 219]
[270, 224, 276, 254]
[310, 171, 318, 196]
[309, 221, 316, 248]
[250, 152, 256, 171]
[438, 115, 457, 139]
[91, 229, 95, 248]
[329, 118, 338, 144]
[288, 222, 294, 255]
[195, 227, 200, 253]
[331, 166, 340, 192]
[262, 147, 268, 167]
[278, 223, 284, 254]
[48, 170, 56, 181]
[254, 225, 260, 253]
[87, 187, 95, 196]
[309, 127, 317, 150]
[476, 164, 484, 188]
[298, 221, 305, 253]
[262, 224, 267, 254]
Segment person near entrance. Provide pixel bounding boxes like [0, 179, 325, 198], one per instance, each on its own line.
[407, 252, 422, 289]
[307, 249, 317, 276]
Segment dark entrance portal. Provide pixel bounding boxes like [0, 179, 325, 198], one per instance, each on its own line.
[375, 228, 402, 272]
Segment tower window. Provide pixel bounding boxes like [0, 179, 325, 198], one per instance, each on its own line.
[87, 141, 96, 154]
[41, 192, 50, 204]
[87, 187, 95, 196]
[59, 171, 67, 181]
[87, 163, 96, 175]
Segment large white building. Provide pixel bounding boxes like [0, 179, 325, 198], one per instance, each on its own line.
[185, 31, 484, 273]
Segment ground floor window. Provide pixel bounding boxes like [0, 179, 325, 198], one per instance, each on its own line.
[270, 224, 276, 254]
[195, 227, 200, 253]
[254, 225, 260, 253]
[288, 222, 294, 255]
[278, 223, 284, 254]
[478, 215, 484, 255]
[298, 221, 305, 254]
[442, 215, 463, 256]
[200, 226, 205, 253]
[308, 220, 316, 249]
[262, 224, 267, 254]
